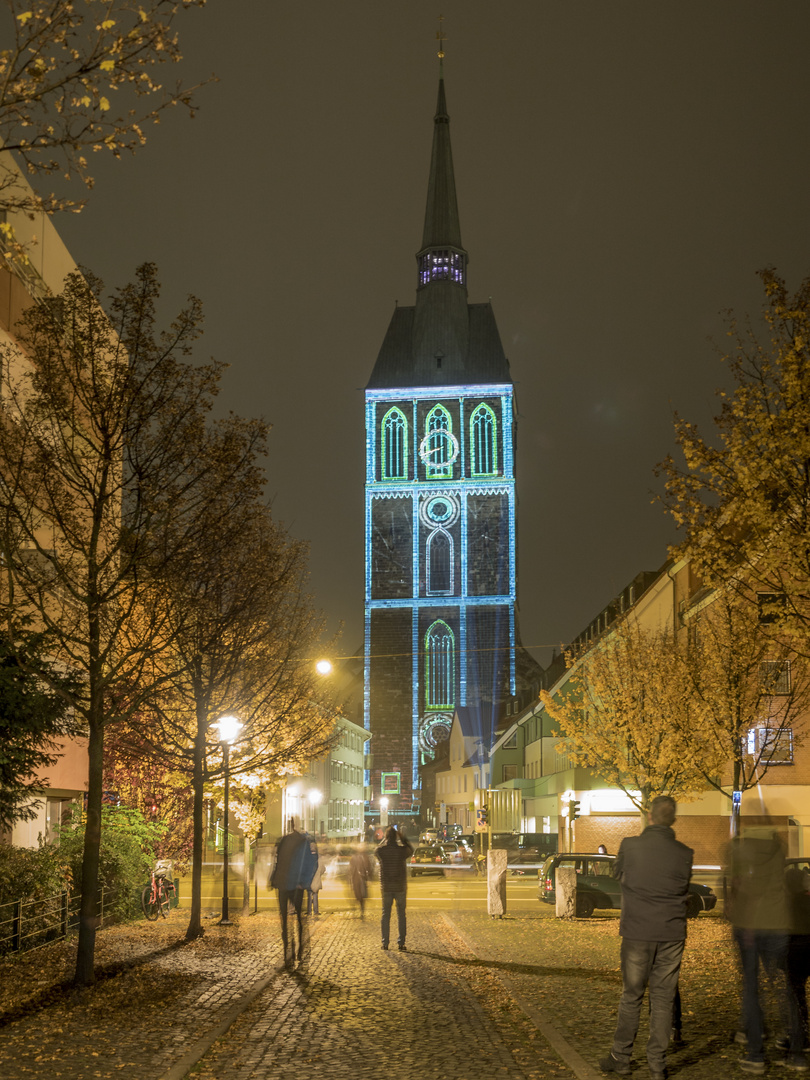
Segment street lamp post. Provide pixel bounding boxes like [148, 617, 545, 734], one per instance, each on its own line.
[214, 715, 242, 926]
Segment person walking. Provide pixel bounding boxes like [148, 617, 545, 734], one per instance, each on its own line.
[307, 849, 328, 916]
[376, 825, 414, 951]
[270, 818, 317, 969]
[348, 844, 372, 917]
[727, 825, 796, 1072]
[600, 795, 693, 1080]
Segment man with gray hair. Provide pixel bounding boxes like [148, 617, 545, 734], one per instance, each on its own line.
[600, 795, 693, 1080]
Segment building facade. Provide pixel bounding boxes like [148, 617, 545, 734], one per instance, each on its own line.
[0, 166, 88, 848]
[364, 72, 536, 819]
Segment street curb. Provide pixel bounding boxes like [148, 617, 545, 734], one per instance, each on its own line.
[441, 913, 603, 1080]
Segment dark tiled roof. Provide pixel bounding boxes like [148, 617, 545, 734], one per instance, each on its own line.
[366, 300, 512, 390]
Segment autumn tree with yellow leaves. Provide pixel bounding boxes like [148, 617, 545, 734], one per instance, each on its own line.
[674, 591, 810, 831]
[660, 269, 810, 661]
[541, 619, 701, 823]
[130, 464, 338, 941]
[0, 0, 208, 242]
[0, 264, 262, 985]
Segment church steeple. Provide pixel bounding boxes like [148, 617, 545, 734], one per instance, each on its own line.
[416, 74, 468, 291]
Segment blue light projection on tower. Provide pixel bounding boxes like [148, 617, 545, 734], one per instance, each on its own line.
[363, 71, 525, 816]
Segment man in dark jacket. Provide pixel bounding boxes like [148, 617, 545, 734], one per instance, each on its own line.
[271, 818, 318, 969]
[375, 825, 414, 951]
[600, 795, 693, 1080]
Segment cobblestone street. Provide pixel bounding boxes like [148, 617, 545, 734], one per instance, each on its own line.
[0, 903, 776, 1080]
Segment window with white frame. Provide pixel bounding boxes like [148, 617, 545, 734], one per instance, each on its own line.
[746, 726, 794, 763]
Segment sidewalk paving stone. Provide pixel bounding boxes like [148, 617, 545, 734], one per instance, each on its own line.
[0, 905, 795, 1079]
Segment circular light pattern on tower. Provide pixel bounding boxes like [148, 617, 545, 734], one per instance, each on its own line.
[419, 492, 460, 530]
[419, 713, 453, 752]
[418, 430, 459, 468]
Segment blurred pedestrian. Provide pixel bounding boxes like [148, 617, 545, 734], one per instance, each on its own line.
[600, 796, 693, 1080]
[376, 824, 414, 951]
[349, 844, 372, 917]
[270, 817, 317, 969]
[307, 849, 328, 916]
[726, 825, 794, 1072]
[785, 865, 810, 1066]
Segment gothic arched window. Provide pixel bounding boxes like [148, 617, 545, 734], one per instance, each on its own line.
[425, 405, 453, 479]
[425, 620, 455, 710]
[382, 407, 407, 481]
[427, 529, 452, 594]
[470, 403, 497, 476]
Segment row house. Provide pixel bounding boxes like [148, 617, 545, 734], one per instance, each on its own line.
[488, 561, 810, 865]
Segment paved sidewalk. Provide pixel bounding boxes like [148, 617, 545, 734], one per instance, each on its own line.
[0, 906, 783, 1080]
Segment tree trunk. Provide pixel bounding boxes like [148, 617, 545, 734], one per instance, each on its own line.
[185, 705, 207, 941]
[74, 718, 104, 985]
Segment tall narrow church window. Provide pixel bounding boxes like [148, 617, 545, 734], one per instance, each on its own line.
[427, 530, 452, 594]
[425, 405, 454, 479]
[425, 620, 455, 710]
[382, 407, 407, 480]
[470, 404, 497, 476]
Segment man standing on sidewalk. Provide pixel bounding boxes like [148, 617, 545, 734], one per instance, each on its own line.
[600, 795, 693, 1080]
[375, 825, 413, 951]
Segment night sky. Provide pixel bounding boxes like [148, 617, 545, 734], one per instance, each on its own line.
[46, 1, 810, 670]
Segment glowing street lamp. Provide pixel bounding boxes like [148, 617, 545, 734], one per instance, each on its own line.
[380, 796, 389, 828]
[214, 715, 242, 926]
[316, 659, 333, 676]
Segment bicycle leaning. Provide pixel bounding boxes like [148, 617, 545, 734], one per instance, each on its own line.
[141, 860, 176, 921]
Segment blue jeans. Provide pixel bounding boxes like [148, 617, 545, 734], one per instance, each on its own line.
[611, 937, 685, 1073]
[381, 889, 406, 947]
[734, 928, 789, 1061]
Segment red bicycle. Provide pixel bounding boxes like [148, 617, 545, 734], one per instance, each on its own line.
[141, 862, 175, 921]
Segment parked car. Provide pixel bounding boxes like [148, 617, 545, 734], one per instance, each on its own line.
[539, 853, 718, 919]
[489, 832, 558, 873]
[410, 844, 449, 876]
[439, 841, 468, 864]
[420, 828, 439, 843]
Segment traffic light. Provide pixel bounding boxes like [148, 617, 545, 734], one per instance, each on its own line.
[480, 805, 489, 825]
[569, 799, 581, 821]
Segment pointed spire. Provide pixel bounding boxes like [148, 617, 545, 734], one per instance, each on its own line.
[420, 75, 464, 256]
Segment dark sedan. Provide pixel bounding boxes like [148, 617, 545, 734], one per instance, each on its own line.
[410, 844, 450, 876]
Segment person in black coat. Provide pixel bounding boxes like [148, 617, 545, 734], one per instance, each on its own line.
[375, 825, 414, 951]
[600, 795, 693, 1080]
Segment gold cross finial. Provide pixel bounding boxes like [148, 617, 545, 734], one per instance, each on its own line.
[436, 14, 446, 60]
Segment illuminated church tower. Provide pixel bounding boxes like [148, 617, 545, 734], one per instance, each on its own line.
[364, 68, 525, 815]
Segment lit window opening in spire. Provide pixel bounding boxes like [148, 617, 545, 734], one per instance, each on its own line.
[418, 249, 466, 287]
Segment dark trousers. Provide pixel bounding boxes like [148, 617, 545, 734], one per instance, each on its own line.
[381, 889, 407, 947]
[278, 886, 306, 963]
[611, 937, 685, 1073]
[734, 928, 789, 1061]
[787, 935, 810, 1053]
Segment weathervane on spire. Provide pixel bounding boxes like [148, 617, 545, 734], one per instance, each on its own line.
[436, 14, 446, 60]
